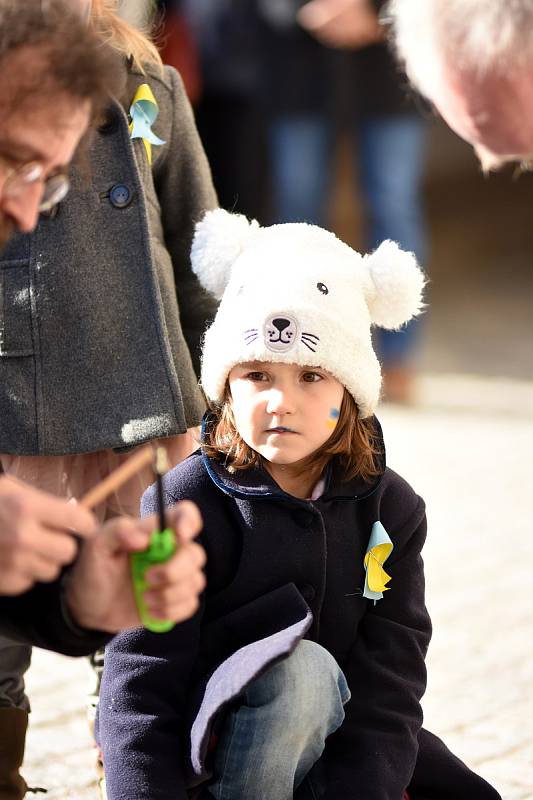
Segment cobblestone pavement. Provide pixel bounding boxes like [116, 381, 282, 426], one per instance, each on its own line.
[23, 374, 533, 799]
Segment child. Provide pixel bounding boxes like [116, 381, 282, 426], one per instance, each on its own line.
[98, 210, 501, 800]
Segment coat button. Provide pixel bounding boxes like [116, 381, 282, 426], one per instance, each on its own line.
[299, 584, 316, 603]
[109, 184, 133, 208]
[98, 114, 119, 135]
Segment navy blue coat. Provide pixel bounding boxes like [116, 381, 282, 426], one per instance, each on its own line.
[99, 426, 500, 800]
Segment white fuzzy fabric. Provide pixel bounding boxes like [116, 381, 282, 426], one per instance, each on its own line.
[192, 211, 425, 418]
[364, 241, 426, 329]
[191, 209, 260, 299]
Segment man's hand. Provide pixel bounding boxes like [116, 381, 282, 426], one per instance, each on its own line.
[298, 0, 383, 50]
[65, 501, 206, 633]
[0, 475, 97, 596]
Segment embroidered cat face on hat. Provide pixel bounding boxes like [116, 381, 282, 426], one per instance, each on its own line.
[192, 209, 425, 418]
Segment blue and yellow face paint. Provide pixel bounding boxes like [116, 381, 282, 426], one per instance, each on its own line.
[327, 407, 340, 431]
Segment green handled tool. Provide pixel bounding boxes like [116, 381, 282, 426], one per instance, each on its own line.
[131, 448, 177, 633]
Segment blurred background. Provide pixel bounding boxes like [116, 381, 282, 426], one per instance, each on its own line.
[21, 3, 533, 800]
[124, 4, 533, 797]
[120, 0, 533, 400]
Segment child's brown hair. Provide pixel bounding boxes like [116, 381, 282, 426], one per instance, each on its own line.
[203, 386, 382, 487]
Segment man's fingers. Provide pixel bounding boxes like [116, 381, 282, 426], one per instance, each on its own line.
[297, 0, 338, 29]
[22, 553, 65, 584]
[4, 548, 67, 588]
[297, 0, 382, 49]
[0, 573, 35, 596]
[96, 499, 203, 557]
[96, 517, 150, 554]
[48, 499, 97, 537]
[148, 572, 205, 612]
[143, 541, 206, 623]
[144, 573, 205, 622]
[0, 475, 97, 537]
[145, 541, 206, 587]
[166, 500, 203, 543]
[0, 523, 79, 574]
[145, 557, 206, 600]
[147, 596, 201, 625]
[32, 527, 80, 566]
[147, 595, 201, 625]
[137, 501, 202, 548]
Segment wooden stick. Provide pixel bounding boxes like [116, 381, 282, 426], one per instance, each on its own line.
[79, 445, 154, 510]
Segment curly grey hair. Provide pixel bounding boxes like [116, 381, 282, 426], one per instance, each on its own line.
[386, 0, 533, 99]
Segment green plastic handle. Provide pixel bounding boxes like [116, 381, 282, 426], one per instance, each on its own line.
[131, 527, 176, 633]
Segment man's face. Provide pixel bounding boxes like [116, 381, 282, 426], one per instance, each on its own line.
[0, 48, 91, 249]
[430, 60, 533, 168]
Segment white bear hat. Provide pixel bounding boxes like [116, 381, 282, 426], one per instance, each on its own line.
[191, 209, 426, 419]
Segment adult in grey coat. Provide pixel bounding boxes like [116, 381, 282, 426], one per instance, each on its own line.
[0, 59, 217, 457]
[0, 6, 217, 795]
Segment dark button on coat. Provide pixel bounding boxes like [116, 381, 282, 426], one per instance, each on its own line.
[109, 184, 133, 209]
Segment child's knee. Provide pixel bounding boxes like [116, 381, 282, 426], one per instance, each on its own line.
[247, 640, 350, 731]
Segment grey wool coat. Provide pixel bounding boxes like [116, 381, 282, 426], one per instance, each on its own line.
[0, 61, 217, 455]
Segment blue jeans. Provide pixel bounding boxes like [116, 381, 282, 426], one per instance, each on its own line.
[269, 113, 428, 365]
[206, 640, 350, 800]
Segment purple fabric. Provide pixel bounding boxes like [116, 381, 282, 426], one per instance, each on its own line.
[190, 610, 313, 779]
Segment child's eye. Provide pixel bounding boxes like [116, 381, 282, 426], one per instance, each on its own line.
[317, 282, 329, 295]
[245, 371, 268, 382]
[302, 372, 322, 383]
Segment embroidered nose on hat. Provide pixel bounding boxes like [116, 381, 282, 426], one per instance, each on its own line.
[191, 209, 426, 418]
[265, 315, 299, 352]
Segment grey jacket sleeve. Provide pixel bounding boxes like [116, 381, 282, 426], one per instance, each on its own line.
[154, 67, 219, 377]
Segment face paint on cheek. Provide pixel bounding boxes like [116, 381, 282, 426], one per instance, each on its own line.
[326, 408, 340, 431]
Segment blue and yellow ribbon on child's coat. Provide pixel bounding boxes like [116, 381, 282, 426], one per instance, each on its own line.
[129, 83, 165, 164]
[363, 521, 393, 604]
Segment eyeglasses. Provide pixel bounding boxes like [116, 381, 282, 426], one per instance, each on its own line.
[0, 156, 70, 213]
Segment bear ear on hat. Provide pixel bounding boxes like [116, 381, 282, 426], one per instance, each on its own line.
[191, 209, 260, 300]
[363, 240, 426, 330]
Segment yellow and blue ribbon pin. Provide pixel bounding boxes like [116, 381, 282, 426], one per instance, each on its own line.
[363, 521, 393, 604]
[129, 83, 165, 165]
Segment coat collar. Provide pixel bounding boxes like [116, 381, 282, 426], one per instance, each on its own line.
[200, 413, 386, 505]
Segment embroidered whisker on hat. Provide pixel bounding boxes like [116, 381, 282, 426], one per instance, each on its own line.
[191, 209, 426, 418]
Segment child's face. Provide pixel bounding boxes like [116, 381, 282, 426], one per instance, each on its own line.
[228, 361, 344, 470]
